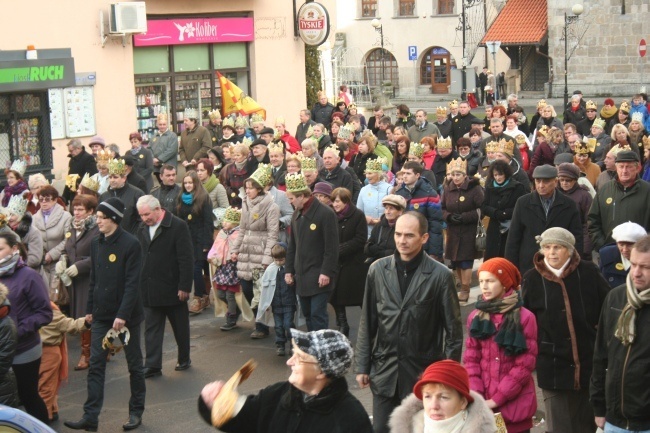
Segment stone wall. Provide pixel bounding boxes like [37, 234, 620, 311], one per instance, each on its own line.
[547, 0, 650, 97]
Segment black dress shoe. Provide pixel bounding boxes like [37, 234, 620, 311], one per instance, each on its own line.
[175, 360, 192, 371]
[50, 412, 59, 422]
[64, 418, 98, 431]
[122, 414, 142, 431]
[143, 367, 162, 378]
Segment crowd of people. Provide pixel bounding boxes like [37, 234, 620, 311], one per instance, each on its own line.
[0, 89, 649, 432]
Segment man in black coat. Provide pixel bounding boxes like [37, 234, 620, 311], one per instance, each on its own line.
[295, 109, 316, 145]
[65, 198, 145, 432]
[63, 139, 98, 204]
[450, 101, 479, 145]
[99, 159, 144, 235]
[319, 146, 360, 203]
[479, 117, 522, 164]
[136, 195, 194, 379]
[505, 165, 583, 274]
[285, 174, 339, 332]
[124, 155, 148, 194]
[478, 67, 488, 104]
[151, 165, 181, 213]
[311, 92, 335, 130]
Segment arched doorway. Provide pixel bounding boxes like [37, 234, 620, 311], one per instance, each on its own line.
[420, 47, 456, 94]
[364, 48, 399, 88]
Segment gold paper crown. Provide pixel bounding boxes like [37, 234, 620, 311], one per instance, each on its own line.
[409, 142, 425, 158]
[537, 125, 550, 138]
[323, 143, 340, 156]
[435, 106, 448, 116]
[485, 140, 500, 153]
[337, 123, 354, 141]
[609, 143, 631, 155]
[592, 118, 606, 130]
[108, 158, 126, 176]
[537, 99, 547, 108]
[631, 112, 644, 123]
[269, 141, 284, 153]
[285, 173, 310, 193]
[275, 116, 286, 126]
[208, 109, 221, 120]
[305, 124, 314, 138]
[80, 173, 100, 193]
[496, 138, 515, 157]
[250, 113, 265, 124]
[9, 160, 26, 176]
[222, 207, 242, 225]
[184, 107, 198, 119]
[448, 100, 458, 109]
[239, 137, 253, 148]
[585, 100, 597, 111]
[273, 128, 282, 141]
[235, 116, 249, 128]
[437, 136, 452, 150]
[620, 101, 631, 113]
[335, 97, 345, 104]
[6, 195, 28, 218]
[222, 117, 235, 129]
[248, 163, 273, 187]
[447, 157, 467, 174]
[643, 136, 650, 150]
[365, 157, 386, 173]
[575, 138, 595, 154]
[96, 149, 111, 165]
[65, 174, 80, 192]
[515, 134, 527, 144]
[298, 154, 317, 171]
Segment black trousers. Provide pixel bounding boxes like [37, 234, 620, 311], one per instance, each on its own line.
[13, 357, 49, 422]
[372, 392, 402, 433]
[83, 320, 145, 424]
[144, 304, 190, 369]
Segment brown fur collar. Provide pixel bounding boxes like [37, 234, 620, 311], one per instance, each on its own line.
[532, 249, 581, 282]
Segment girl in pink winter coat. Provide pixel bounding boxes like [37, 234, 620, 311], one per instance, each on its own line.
[463, 258, 538, 433]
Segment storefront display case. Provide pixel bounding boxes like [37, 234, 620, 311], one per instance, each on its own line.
[135, 78, 170, 143]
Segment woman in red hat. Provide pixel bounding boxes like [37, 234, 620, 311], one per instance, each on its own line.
[389, 359, 496, 432]
[463, 258, 538, 432]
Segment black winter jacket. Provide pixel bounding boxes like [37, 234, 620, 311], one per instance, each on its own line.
[99, 184, 144, 235]
[0, 299, 18, 408]
[151, 184, 181, 214]
[198, 378, 373, 433]
[63, 147, 97, 203]
[365, 215, 396, 262]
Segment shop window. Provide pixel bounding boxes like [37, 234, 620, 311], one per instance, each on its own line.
[133, 46, 170, 74]
[213, 43, 247, 69]
[437, 0, 454, 14]
[364, 48, 399, 87]
[174, 45, 209, 72]
[361, 0, 377, 17]
[399, 0, 415, 16]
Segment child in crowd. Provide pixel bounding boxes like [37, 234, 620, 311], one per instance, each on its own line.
[257, 243, 296, 356]
[208, 207, 242, 331]
[463, 258, 538, 433]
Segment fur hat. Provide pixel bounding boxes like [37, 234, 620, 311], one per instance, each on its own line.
[290, 329, 353, 379]
[557, 163, 580, 180]
[97, 197, 125, 224]
[313, 182, 333, 197]
[612, 222, 647, 243]
[478, 258, 521, 292]
[536, 227, 575, 250]
[413, 360, 474, 403]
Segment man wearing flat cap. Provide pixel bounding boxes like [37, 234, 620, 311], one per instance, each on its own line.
[589, 150, 650, 253]
[246, 139, 270, 174]
[198, 329, 372, 433]
[505, 164, 583, 274]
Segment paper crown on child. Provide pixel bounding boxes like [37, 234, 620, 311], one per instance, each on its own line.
[108, 158, 127, 176]
[409, 142, 425, 159]
[80, 173, 100, 193]
[496, 138, 515, 157]
[285, 173, 310, 193]
[248, 163, 273, 188]
[96, 149, 111, 165]
[447, 157, 467, 174]
[537, 99, 547, 108]
[365, 157, 387, 173]
[275, 116, 286, 126]
[437, 136, 453, 150]
[222, 207, 242, 225]
[337, 123, 355, 141]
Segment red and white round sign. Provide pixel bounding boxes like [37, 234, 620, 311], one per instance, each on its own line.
[640, 39, 647, 58]
[297, 2, 330, 47]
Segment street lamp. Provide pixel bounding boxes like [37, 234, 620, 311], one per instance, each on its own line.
[563, 3, 584, 109]
[371, 18, 385, 86]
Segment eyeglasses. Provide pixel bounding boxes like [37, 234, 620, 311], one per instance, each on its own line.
[38, 196, 52, 203]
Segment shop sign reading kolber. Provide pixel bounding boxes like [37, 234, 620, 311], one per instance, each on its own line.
[298, 2, 330, 46]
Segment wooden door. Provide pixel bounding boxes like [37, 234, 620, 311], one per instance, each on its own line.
[431, 54, 450, 94]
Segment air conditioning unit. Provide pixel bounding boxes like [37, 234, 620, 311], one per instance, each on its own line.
[109, 2, 147, 34]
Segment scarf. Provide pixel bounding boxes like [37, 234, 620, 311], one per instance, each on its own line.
[182, 192, 194, 205]
[130, 146, 141, 155]
[545, 257, 571, 278]
[336, 203, 350, 220]
[0, 252, 20, 277]
[615, 273, 650, 346]
[423, 409, 467, 433]
[601, 105, 618, 119]
[492, 178, 510, 188]
[0, 305, 8, 319]
[234, 160, 246, 170]
[571, 105, 581, 112]
[2, 180, 27, 207]
[470, 290, 527, 356]
[203, 174, 219, 193]
[72, 214, 96, 232]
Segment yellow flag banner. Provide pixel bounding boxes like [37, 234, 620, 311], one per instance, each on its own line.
[217, 71, 266, 119]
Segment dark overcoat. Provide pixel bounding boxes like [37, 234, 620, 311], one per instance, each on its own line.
[442, 177, 484, 262]
[481, 178, 527, 260]
[64, 220, 100, 318]
[331, 204, 367, 306]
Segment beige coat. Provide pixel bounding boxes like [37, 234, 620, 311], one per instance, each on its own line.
[33, 204, 72, 287]
[231, 193, 280, 281]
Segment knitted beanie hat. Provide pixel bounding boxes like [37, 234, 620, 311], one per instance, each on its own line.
[290, 329, 353, 379]
[536, 227, 575, 250]
[97, 198, 125, 224]
[413, 360, 474, 403]
[478, 258, 521, 292]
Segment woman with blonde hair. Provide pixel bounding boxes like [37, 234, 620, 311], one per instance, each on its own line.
[536, 104, 563, 130]
[220, 143, 250, 208]
[350, 131, 378, 181]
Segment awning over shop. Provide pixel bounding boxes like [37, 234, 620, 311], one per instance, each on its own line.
[481, 0, 548, 46]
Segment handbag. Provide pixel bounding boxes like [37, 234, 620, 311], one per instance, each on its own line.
[494, 412, 507, 433]
[50, 273, 70, 306]
[475, 209, 487, 252]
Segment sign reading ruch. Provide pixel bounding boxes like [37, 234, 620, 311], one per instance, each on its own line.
[297, 2, 330, 46]
[0, 58, 75, 92]
[133, 17, 254, 47]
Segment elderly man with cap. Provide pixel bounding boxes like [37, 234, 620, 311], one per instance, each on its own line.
[246, 138, 270, 174]
[65, 197, 146, 432]
[557, 162, 593, 259]
[64, 138, 98, 205]
[259, 127, 275, 145]
[589, 150, 650, 253]
[505, 164, 583, 275]
[364, 194, 406, 263]
[591, 234, 650, 432]
[179, 108, 212, 170]
[599, 222, 647, 288]
[198, 329, 372, 433]
[521, 227, 610, 433]
[99, 158, 145, 235]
